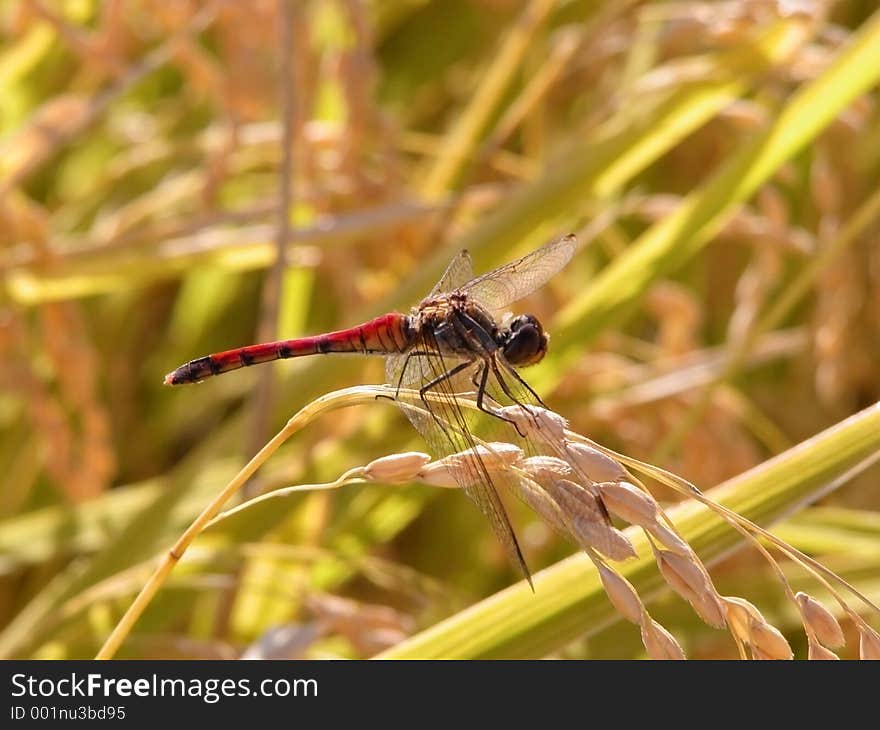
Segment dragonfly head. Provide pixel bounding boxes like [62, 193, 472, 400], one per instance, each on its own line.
[501, 314, 548, 367]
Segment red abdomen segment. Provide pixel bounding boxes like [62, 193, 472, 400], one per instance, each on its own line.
[164, 312, 413, 385]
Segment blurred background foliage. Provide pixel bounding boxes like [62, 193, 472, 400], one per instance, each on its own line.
[1, 0, 879, 659]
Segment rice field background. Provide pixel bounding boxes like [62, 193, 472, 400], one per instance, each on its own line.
[1, 0, 880, 660]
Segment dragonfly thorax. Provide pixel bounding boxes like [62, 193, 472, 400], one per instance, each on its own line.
[409, 293, 548, 367]
[498, 314, 548, 367]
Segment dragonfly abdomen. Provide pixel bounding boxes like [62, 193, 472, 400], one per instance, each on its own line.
[164, 312, 413, 385]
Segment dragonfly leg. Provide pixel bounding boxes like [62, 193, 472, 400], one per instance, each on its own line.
[450, 312, 532, 436]
[490, 357, 544, 434]
[416, 359, 475, 438]
[376, 350, 436, 402]
[471, 361, 527, 438]
[447, 313, 525, 434]
[418, 359, 473, 403]
[496, 355, 548, 408]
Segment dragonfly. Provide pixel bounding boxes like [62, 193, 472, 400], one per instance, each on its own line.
[165, 233, 579, 583]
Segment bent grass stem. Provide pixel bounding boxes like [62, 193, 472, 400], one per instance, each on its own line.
[95, 385, 396, 660]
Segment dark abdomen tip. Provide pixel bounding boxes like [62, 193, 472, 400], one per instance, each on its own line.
[163, 356, 213, 385]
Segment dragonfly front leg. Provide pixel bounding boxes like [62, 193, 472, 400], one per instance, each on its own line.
[495, 355, 548, 408]
[469, 361, 528, 438]
[490, 356, 544, 433]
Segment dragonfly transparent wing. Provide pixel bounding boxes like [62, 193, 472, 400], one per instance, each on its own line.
[385, 341, 532, 584]
[459, 233, 577, 310]
[428, 248, 475, 298]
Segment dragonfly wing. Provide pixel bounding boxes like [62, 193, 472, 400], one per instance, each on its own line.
[428, 248, 475, 298]
[385, 338, 532, 584]
[460, 233, 577, 310]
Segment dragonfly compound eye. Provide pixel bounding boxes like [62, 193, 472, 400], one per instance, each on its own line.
[502, 315, 548, 367]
